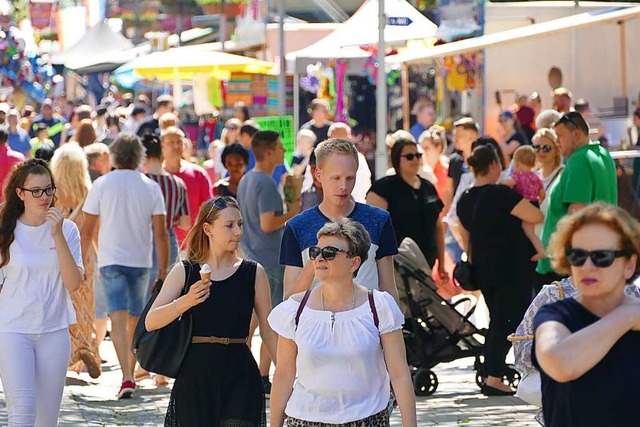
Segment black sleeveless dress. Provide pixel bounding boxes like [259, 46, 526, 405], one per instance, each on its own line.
[165, 260, 266, 427]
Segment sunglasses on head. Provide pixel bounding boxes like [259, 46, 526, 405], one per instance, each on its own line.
[555, 112, 583, 129]
[401, 153, 423, 161]
[532, 144, 553, 153]
[309, 245, 350, 261]
[565, 248, 632, 268]
[206, 196, 238, 219]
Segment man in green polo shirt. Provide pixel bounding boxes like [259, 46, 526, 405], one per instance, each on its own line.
[536, 111, 617, 289]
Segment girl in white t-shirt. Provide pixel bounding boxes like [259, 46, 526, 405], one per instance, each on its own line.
[0, 159, 84, 426]
[268, 218, 417, 427]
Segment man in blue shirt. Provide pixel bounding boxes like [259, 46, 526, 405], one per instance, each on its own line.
[29, 99, 65, 148]
[280, 138, 400, 300]
[410, 102, 436, 142]
[7, 109, 31, 157]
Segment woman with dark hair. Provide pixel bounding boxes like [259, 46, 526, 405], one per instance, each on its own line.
[146, 196, 278, 426]
[367, 138, 447, 280]
[214, 143, 250, 198]
[0, 159, 84, 425]
[457, 145, 543, 396]
[100, 114, 122, 145]
[234, 102, 251, 122]
[498, 110, 530, 160]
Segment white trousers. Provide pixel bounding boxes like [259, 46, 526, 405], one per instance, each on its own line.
[0, 329, 70, 427]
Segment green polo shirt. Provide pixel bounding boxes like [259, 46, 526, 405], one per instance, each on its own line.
[537, 141, 617, 274]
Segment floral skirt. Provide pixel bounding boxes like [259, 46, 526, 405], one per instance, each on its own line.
[286, 410, 389, 427]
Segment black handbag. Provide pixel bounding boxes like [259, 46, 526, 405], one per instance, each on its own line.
[131, 261, 193, 378]
[453, 188, 487, 292]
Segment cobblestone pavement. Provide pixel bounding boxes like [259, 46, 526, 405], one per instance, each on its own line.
[0, 339, 539, 426]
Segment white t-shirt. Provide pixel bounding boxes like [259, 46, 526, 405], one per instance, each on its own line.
[268, 290, 404, 424]
[83, 169, 166, 269]
[0, 219, 83, 333]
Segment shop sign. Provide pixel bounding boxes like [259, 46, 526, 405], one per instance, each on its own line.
[254, 115, 294, 165]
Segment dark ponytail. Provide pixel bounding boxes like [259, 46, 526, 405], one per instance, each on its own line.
[467, 145, 500, 177]
[0, 159, 56, 268]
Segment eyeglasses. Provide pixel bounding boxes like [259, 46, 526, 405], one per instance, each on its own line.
[565, 248, 632, 268]
[400, 153, 423, 161]
[20, 186, 56, 198]
[205, 196, 237, 219]
[309, 245, 351, 261]
[532, 144, 553, 153]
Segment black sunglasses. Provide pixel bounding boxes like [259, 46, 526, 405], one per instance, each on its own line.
[20, 186, 56, 198]
[309, 245, 350, 261]
[532, 144, 553, 153]
[555, 112, 583, 130]
[401, 153, 423, 161]
[565, 248, 632, 268]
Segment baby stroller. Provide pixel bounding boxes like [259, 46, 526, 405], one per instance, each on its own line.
[395, 238, 519, 396]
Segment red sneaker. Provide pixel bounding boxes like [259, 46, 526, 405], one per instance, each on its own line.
[117, 380, 135, 399]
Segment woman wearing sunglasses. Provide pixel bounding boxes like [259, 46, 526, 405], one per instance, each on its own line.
[269, 218, 417, 427]
[368, 138, 447, 282]
[0, 159, 84, 425]
[146, 196, 278, 426]
[534, 203, 640, 426]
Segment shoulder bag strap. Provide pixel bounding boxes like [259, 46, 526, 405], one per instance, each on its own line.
[368, 289, 379, 329]
[294, 288, 313, 330]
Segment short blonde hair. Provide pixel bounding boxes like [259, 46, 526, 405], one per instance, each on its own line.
[532, 128, 562, 169]
[161, 126, 185, 139]
[314, 138, 359, 170]
[159, 112, 178, 130]
[513, 145, 536, 168]
[296, 129, 317, 146]
[548, 203, 640, 280]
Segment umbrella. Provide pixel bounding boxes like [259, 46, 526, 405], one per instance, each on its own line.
[130, 46, 274, 81]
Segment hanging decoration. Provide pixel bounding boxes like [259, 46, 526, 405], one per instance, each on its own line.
[300, 60, 351, 123]
[440, 52, 478, 92]
[0, 24, 55, 103]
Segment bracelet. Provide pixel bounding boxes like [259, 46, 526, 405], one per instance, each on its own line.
[172, 299, 183, 320]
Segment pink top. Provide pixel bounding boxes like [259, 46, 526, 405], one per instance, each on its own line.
[512, 171, 543, 203]
[173, 160, 213, 244]
[0, 145, 25, 202]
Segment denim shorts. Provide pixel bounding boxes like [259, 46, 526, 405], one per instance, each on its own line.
[264, 265, 285, 307]
[99, 265, 151, 317]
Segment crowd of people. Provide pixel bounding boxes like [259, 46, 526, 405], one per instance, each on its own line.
[0, 85, 637, 427]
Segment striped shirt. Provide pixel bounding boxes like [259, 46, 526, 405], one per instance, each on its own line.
[146, 172, 190, 230]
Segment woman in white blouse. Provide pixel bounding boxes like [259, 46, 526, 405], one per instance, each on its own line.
[0, 159, 84, 426]
[269, 218, 417, 427]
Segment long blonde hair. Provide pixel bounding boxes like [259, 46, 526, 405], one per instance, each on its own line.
[50, 143, 92, 209]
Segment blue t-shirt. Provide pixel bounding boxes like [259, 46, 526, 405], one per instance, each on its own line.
[410, 123, 427, 142]
[237, 170, 284, 268]
[532, 298, 640, 427]
[8, 129, 32, 156]
[280, 203, 398, 290]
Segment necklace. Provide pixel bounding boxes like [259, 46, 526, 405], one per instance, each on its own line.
[321, 283, 357, 312]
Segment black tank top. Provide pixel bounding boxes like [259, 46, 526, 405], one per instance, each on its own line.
[184, 260, 257, 338]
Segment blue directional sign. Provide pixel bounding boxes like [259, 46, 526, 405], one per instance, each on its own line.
[388, 17, 413, 26]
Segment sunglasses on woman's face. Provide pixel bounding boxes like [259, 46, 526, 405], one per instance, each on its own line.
[309, 245, 350, 261]
[565, 248, 632, 268]
[532, 144, 553, 153]
[401, 153, 423, 161]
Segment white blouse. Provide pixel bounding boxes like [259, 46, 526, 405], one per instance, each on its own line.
[268, 290, 404, 424]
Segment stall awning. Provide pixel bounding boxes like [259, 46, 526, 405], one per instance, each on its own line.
[388, 6, 640, 64]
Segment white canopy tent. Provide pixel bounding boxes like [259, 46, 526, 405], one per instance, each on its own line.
[288, 0, 438, 73]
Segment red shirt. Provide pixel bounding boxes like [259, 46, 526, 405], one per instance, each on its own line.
[173, 160, 213, 245]
[0, 145, 24, 202]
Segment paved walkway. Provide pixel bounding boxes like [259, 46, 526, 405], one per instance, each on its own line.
[1, 339, 539, 426]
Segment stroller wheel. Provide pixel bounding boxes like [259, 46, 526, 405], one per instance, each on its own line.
[413, 369, 438, 396]
[475, 372, 485, 388]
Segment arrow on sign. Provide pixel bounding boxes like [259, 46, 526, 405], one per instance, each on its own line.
[388, 17, 413, 26]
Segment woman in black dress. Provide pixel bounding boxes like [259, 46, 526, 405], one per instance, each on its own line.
[146, 196, 277, 426]
[367, 138, 447, 282]
[457, 145, 543, 396]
